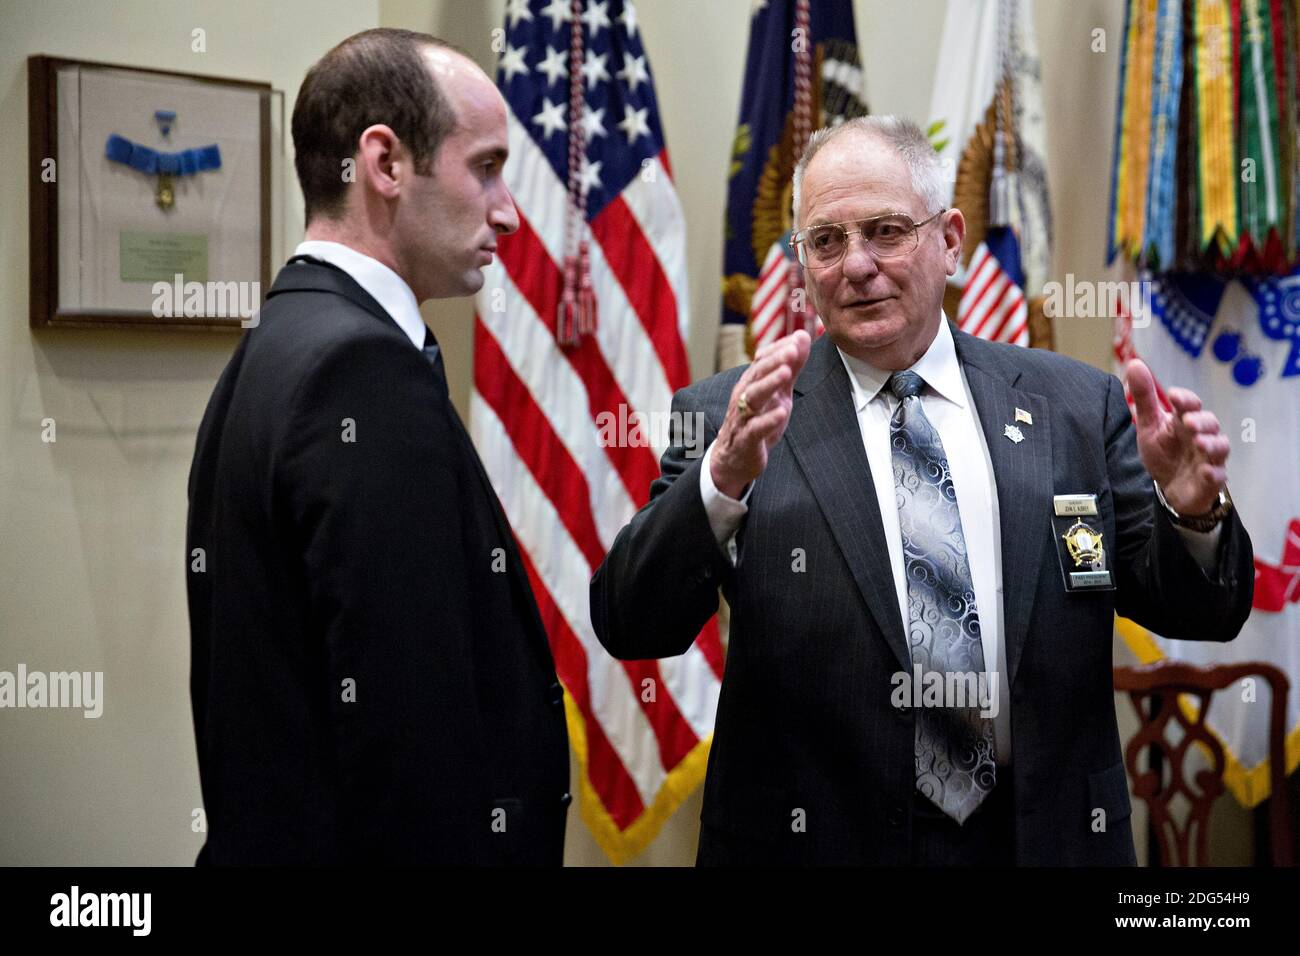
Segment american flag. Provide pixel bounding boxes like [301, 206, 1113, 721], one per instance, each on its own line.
[750, 239, 823, 351]
[956, 227, 1030, 345]
[471, 0, 723, 863]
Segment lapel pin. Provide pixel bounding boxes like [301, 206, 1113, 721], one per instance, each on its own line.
[1003, 424, 1025, 444]
[1015, 407, 1033, 425]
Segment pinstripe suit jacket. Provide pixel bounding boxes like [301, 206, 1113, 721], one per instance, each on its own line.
[590, 327, 1253, 865]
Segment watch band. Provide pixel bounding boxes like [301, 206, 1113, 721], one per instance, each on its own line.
[1153, 482, 1233, 532]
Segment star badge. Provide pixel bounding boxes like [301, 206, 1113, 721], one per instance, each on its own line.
[1004, 424, 1025, 444]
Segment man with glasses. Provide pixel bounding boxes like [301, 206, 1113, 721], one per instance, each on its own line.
[590, 116, 1253, 865]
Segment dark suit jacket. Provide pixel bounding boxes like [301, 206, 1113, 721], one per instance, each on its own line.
[590, 328, 1253, 865]
[187, 258, 569, 865]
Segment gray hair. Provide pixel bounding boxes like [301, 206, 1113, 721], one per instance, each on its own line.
[791, 115, 947, 226]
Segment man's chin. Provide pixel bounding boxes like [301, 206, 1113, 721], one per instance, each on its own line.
[831, 310, 906, 346]
[439, 269, 485, 300]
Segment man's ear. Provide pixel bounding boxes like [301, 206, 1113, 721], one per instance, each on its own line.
[356, 124, 402, 202]
[942, 207, 966, 276]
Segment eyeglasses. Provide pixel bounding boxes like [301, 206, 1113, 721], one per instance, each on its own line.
[790, 210, 946, 269]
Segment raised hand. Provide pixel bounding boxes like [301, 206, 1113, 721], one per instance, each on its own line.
[710, 330, 812, 499]
[1126, 358, 1230, 515]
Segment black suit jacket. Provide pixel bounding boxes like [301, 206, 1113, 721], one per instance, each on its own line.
[187, 258, 569, 865]
[590, 328, 1253, 865]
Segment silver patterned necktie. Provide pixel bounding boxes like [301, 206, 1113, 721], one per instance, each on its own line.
[887, 370, 997, 824]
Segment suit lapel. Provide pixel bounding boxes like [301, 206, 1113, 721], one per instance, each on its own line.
[783, 337, 911, 672]
[953, 331, 1053, 689]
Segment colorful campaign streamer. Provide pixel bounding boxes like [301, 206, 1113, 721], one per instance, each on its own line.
[1107, 0, 1300, 274]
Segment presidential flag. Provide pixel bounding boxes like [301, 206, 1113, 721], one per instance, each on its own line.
[718, 0, 868, 370]
[471, 0, 722, 863]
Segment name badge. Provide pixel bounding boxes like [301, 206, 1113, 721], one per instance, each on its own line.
[1053, 494, 1098, 517]
[1050, 494, 1114, 591]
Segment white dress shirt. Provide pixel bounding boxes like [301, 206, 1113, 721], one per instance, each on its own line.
[699, 317, 1223, 768]
[701, 320, 1011, 760]
[293, 240, 426, 351]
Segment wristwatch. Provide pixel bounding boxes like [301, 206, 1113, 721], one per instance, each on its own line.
[1153, 481, 1234, 533]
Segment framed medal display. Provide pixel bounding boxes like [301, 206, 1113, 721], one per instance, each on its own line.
[28, 56, 285, 330]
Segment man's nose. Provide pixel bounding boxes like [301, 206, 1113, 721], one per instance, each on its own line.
[840, 233, 880, 281]
[491, 185, 520, 236]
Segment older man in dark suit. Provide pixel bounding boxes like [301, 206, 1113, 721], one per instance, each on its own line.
[187, 29, 569, 865]
[590, 116, 1252, 865]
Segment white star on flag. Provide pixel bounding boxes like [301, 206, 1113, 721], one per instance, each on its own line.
[539, 0, 571, 32]
[580, 107, 607, 142]
[578, 157, 603, 195]
[582, 0, 612, 39]
[498, 44, 530, 83]
[504, 0, 533, 28]
[536, 45, 567, 87]
[619, 1, 639, 38]
[618, 104, 651, 143]
[531, 97, 566, 139]
[581, 50, 610, 89]
[616, 53, 649, 93]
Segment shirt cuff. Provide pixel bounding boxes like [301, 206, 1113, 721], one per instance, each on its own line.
[700, 443, 751, 562]
[1173, 523, 1223, 574]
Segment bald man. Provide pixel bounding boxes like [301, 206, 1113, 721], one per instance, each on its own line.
[187, 29, 569, 865]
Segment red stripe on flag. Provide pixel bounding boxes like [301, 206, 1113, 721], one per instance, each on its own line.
[496, 213, 661, 507]
[1004, 317, 1029, 345]
[985, 289, 1024, 342]
[475, 319, 703, 770]
[474, 320, 607, 570]
[590, 196, 691, 390]
[695, 618, 725, 680]
[970, 280, 1016, 339]
[958, 249, 993, 322]
[993, 299, 1024, 348]
[656, 147, 674, 182]
[961, 268, 1005, 331]
[516, 544, 645, 829]
[752, 268, 787, 319]
[619, 658, 699, 769]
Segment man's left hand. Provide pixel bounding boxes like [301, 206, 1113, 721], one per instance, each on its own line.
[1126, 358, 1229, 515]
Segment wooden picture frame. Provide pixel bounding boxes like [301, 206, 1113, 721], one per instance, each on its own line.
[28, 55, 281, 331]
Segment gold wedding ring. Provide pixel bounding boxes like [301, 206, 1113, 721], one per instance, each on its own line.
[737, 391, 752, 418]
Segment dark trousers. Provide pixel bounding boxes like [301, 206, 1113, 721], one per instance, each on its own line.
[909, 777, 1015, 865]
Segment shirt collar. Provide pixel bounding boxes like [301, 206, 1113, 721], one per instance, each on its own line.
[293, 240, 426, 351]
[836, 314, 967, 411]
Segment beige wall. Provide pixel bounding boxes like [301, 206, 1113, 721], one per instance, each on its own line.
[0, 0, 1251, 865]
[0, 0, 378, 865]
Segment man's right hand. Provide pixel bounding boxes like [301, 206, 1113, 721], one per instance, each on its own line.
[710, 330, 812, 498]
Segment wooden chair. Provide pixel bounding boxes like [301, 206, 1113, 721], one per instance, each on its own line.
[1112, 660, 1293, 866]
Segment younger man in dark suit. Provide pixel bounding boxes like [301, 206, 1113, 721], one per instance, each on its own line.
[186, 28, 569, 865]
